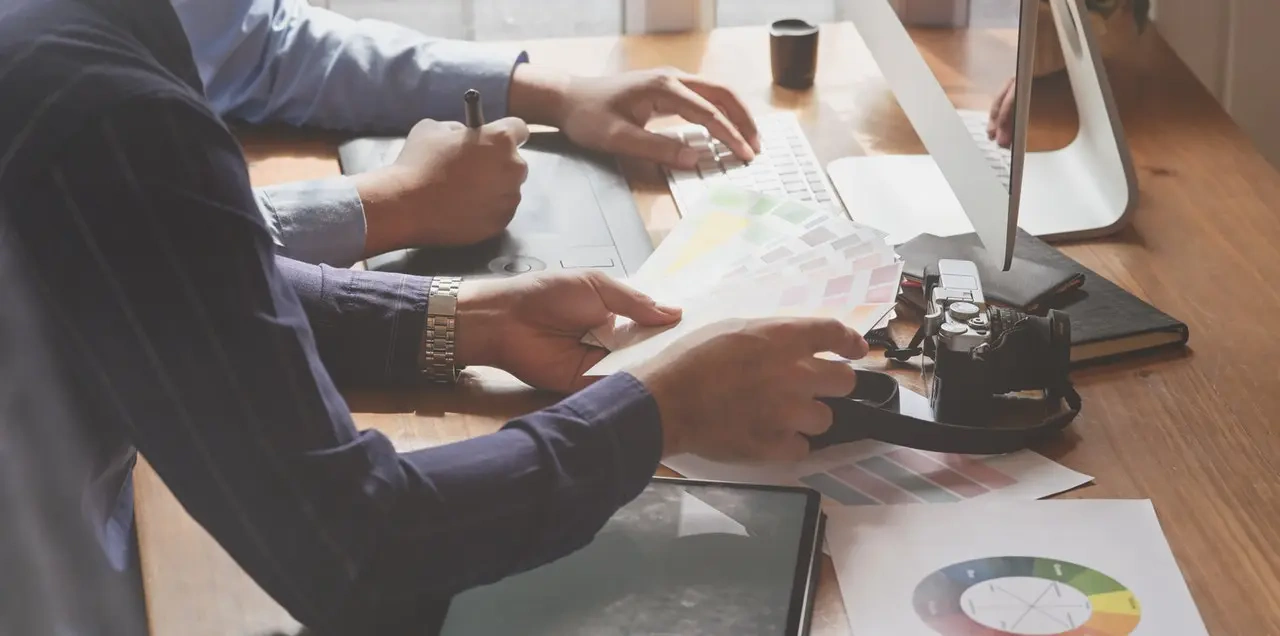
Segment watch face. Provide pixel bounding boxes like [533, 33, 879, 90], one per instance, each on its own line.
[427, 277, 463, 316]
[427, 294, 458, 316]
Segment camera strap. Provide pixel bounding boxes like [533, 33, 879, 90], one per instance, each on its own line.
[812, 369, 1082, 455]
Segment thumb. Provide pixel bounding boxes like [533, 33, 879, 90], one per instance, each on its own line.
[609, 122, 700, 169]
[482, 116, 531, 148]
[587, 274, 682, 327]
[791, 317, 869, 360]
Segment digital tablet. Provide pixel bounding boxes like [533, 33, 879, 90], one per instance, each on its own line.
[440, 477, 825, 636]
[338, 132, 653, 279]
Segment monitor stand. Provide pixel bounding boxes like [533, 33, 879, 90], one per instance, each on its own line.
[827, 0, 1138, 245]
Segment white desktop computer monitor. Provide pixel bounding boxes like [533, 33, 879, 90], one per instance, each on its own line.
[830, 0, 1138, 271]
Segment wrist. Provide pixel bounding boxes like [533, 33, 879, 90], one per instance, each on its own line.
[631, 364, 688, 458]
[352, 167, 418, 258]
[508, 64, 573, 128]
[452, 279, 509, 368]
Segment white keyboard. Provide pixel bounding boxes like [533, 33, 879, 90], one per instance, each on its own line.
[664, 112, 846, 217]
[664, 109, 1012, 217]
[957, 108, 1013, 190]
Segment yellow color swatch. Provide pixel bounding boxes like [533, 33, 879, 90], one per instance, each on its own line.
[1089, 590, 1142, 616]
[663, 211, 751, 274]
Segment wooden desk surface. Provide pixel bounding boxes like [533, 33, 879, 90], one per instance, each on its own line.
[134, 23, 1280, 635]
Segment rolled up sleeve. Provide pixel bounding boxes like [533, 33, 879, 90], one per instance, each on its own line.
[255, 177, 367, 267]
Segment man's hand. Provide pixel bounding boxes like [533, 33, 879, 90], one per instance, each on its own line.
[988, 76, 1017, 149]
[453, 271, 682, 393]
[634, 317, 868, 462]
[353, 117, 529, 255]
[510, 65, 761, 170]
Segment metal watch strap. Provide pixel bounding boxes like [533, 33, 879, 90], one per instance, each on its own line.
[420, 276, 464, 383]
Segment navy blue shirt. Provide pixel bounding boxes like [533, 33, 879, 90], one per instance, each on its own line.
[0, 0, 662, 632]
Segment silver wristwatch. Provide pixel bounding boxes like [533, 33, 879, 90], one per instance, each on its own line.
[420, 276, 464, 383]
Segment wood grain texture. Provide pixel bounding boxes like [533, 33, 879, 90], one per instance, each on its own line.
[134, 24, 1280, 635]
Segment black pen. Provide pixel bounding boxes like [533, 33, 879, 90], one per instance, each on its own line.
[464, 89, 484, 129]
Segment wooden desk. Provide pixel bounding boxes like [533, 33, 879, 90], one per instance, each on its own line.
[134, 24, 1280, 635]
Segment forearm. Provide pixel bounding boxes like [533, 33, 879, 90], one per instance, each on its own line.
[276, 256, 429, 387]
[347, 373, 661, 630]
[251, 171, 419, 266]
[507, 63, 572, 128]
[47, 98, 662, 630]
[179, 0, 526, 131]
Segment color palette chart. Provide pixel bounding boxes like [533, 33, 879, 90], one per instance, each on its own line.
[913, 557, 1141, 635]
[824, 500, 1210, 636]
[798, 448, 1018, 506]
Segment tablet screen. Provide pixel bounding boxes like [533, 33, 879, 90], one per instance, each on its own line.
[441, 478, 823, 636]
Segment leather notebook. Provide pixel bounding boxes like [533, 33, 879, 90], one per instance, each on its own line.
[896, 232, 1084, 312]
[895, 230, 1190, 365]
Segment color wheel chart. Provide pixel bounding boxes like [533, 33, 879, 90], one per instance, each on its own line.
[797, 447, 1017, 505]
[913, 557, 1141, 635]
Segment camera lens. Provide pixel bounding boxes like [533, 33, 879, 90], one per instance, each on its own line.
[981, 307, 1073, 394]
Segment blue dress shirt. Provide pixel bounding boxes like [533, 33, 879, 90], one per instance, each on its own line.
[172, 0, 530, 266]
[0, 0, 662, 632]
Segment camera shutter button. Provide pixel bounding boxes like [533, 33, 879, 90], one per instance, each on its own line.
[947, 301, 980, 323]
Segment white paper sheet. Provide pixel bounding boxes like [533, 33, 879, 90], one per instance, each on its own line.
[824, 499, 1210, 635]
[663, 388, 1093, 510]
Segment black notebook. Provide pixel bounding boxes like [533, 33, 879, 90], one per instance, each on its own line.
[896, 232, 1084, 312]
[896, 230, 1189, 365]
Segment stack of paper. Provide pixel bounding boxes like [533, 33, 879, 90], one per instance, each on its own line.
[585, 184, 904, 376]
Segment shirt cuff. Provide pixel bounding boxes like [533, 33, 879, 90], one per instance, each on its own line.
[421, 42, 529, 124]
[255, 176, 367, 267]
[551, 373, 664, 505]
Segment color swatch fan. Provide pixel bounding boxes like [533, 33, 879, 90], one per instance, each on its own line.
[585, 184, 903, 375]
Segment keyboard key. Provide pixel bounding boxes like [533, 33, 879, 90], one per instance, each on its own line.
[664, 112, 851, 217]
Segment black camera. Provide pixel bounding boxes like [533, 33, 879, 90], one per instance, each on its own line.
[912, 259, 1074, 425]
[812, 259, 1082, 454]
